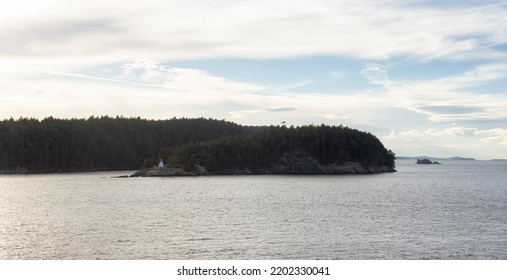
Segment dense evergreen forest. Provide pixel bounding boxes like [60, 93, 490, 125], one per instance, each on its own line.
[0, 116, 395, 174]
[159, 124, 396, 174]
[0, 116, 250, 172]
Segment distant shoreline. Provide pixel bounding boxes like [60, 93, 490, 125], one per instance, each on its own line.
[0, 169, 135, 175]
[4, 158, 504, 175]
[397, 156, 476, 161]
[130, 162, 396, 177]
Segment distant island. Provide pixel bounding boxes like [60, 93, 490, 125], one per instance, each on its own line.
[397, 156, 476, 161]
[416, 158, 441, 165]
[0, 116, 396, 175]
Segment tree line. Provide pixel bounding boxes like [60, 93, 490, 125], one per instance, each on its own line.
[0, 116, 249, 172]
[0, 116, 395, 173]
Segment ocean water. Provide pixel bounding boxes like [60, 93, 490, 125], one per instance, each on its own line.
[0, 160, 506, 259]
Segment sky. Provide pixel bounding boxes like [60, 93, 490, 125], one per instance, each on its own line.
[1, 0, 507, 159]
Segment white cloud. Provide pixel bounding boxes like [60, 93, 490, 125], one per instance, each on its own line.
[228, 110, 261, 119]
[443, 127, 478, 137]
[360, 65, 393, 88]
[383, 63, 507, 122]
[0, 65, 261, 119]
[380, 126, 507, 159]
[44, 70, 163, 88]
[323, 114, 349, 121]
[399, 130, 424, 138]
[433, 64, 507, 90]
[0, 59, 394, 127]
[477, 128, 507, 145]
[2, 0, 507, 62]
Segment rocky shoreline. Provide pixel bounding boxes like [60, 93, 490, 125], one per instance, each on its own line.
[130, 159, 395, 177]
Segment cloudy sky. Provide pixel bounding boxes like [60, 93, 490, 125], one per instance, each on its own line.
[1, 0, 507, 159]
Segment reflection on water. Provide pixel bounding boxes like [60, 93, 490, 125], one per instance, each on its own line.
[1, 160, 506, 259]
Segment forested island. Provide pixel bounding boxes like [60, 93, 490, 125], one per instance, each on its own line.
[0, 116, 396, 175]
[416, 158, 441, 164]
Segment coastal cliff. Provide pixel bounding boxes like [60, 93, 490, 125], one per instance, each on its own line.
[130, 162, 395, 177]
[131, 153, 395, 177]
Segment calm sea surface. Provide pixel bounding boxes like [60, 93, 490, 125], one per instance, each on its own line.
[1, 160, 506, 259]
